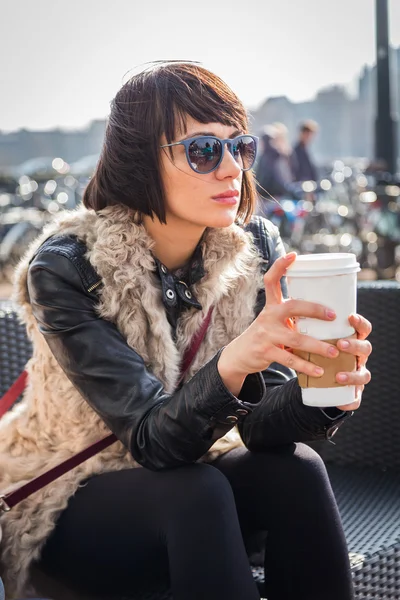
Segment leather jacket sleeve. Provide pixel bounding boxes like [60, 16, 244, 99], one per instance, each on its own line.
[238, 220, 353, 450]
[27, 250, 265, 471]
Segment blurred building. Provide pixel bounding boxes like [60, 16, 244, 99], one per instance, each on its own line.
[251, 45, 400, 164]
[0, 120, 106, 169]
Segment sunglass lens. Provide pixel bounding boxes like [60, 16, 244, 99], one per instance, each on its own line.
[233, 136, 257, 171]
[188, 137, 222, 173]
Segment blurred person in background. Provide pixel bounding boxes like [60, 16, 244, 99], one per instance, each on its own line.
[255, 124, 301, 213]
[0, 63, 372, 600]
[291, 120, 319, 182]
[270, 122, 295, 192]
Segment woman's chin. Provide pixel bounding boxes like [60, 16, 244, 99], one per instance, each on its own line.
[168, 207, 239, 230]
[202, 206, 239, 228]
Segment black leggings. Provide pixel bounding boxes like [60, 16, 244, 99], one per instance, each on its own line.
[37, 444, 354, 600]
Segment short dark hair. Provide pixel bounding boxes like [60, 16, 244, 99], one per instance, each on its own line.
[299, 119, 318, 134]
[83, 61, 256, 223]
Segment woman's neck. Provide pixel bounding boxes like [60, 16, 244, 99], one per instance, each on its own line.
[143, 215, 206, 271]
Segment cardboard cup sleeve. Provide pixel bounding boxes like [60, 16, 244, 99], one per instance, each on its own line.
[293, 334, 357, 389]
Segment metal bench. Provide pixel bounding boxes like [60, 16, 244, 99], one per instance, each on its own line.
[1, 281, 399, 599]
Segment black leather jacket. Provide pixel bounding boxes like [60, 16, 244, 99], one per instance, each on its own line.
[27, 222, 352, 471]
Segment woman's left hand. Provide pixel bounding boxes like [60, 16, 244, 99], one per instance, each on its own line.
[335, 313, 372, 411]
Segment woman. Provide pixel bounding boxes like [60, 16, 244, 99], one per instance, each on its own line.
[0, 62, 371, 600]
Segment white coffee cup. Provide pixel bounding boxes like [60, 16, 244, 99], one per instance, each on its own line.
[286, 253, 360, 407]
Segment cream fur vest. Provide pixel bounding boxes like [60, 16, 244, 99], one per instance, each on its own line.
[0, 204, 264, 597]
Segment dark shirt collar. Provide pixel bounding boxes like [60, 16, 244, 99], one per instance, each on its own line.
[153, 239, 205, 320]
[166, 241, 205, 287]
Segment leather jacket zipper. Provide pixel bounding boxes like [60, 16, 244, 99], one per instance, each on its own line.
[87, 280, 102, 293]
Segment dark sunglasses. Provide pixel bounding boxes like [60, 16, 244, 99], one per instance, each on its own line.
[160, 134, 259, 174]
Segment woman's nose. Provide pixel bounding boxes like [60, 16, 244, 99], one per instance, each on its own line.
[215, 143, 242, 179]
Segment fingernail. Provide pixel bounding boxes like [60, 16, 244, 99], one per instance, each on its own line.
[328, 347, 339, 357]
[314, 367, 324, 375]
[339, 340, 350, 349]
[326, 309, 336, 319]
[337, 373, 348, 382]
[352, 314, 360, 323]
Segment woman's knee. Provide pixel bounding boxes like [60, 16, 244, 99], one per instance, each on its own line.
[165, 463, 235, 514]
[276, 443, 333, 499]
[292, 443, 329, 479]
[244, 443, 331, 495]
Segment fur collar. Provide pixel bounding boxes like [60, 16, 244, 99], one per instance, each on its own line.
[14, 204, 262, 391]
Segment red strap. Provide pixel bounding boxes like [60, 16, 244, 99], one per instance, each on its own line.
[1, 434, 117, 511]
[176, 306, 214, 387]
[0, 371, 28, 419]
[0, 306, 214, 511]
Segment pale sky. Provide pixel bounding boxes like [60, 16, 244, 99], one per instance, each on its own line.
[1, 0, 399, 132]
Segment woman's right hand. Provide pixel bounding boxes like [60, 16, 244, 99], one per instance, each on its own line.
[218, 252, 340, 396]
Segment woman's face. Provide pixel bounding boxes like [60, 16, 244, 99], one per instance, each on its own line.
[159, 116, 243, 229]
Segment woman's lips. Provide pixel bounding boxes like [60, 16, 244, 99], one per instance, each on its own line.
[211, 190, 239, 204]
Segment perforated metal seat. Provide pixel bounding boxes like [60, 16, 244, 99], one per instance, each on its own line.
[329, 466, 400, 600]
[0, 301, 32, 399]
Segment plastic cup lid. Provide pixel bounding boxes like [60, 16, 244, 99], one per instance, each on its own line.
[287, 253, 360, 277]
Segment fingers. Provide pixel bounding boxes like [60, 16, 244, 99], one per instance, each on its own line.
[279, 298, 336, 321]
[337, 383, 364, 410]
[264, 253, 296, 306]
[336, 366, 371, 387]
[336, 337, 372, 367]
[349, 313, 372, 340]
[282, 333, 371, 365]
[355, 384, 365, 399]
[269, 346, 325, 378]
[336, 397, 362, 411]
[278, 328, 340, 359]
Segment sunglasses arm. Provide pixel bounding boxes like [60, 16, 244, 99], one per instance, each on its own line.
[160, 142, 182, 148]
